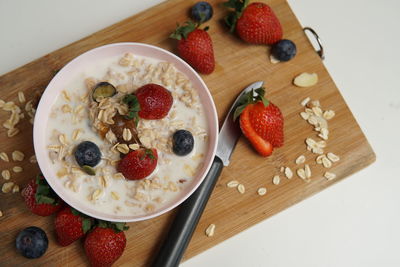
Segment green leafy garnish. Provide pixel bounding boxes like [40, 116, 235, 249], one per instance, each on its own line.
[233, 87, 269, 121]
[123, 94, 141, 126]
[82, 165, 96, 176]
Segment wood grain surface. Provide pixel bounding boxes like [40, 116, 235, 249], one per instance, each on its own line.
[0, 0, 375, 266]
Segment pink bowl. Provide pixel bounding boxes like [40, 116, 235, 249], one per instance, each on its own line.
[33, 43, 218, 222]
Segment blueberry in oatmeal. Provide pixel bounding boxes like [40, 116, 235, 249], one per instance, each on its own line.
[92, 82, 117, 101]
[172, 130, 194, 156]
[74, 141, 101, 167]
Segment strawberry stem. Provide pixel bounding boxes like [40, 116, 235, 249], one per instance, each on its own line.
[223, 0, 249, 32]
[233, 87, 269, 121]
[170, 21, 198, 40]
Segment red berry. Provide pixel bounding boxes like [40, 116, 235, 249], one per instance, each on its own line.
[240, 103, 274, 156]
[117, 148, 158, 180]
[135, 84, 173, 120]
[55, 207, 91, 246]
[170, 21, 215, 74]
[84, 227, 126, 267]
[225, 1, 282, 44]
[22, 176, 62, 216]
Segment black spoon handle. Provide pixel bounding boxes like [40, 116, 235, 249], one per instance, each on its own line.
[152, 157, 224, 267]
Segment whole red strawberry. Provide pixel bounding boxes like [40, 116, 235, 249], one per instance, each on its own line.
[234, 87, 284, 156]
[22, 174, 62, 216]
[117, 148, 158, 180]
[84, 222, 128, 267]
[170, 21, 215, 74]
[55, 206, 92, 246]
[135, 83, 173, 120]
[224, 0, 283, 44]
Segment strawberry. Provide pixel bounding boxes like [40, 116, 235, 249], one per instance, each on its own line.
[54, 206, 92, 246]
[234, 87, 284, 156]
[117, 148, 158, 180]
[135, 83, 173, 120]
[170, 21, 215, 74]
[224, 0, 283, 44]
[84, 221, 128, 267]
[22, 174, 62, 216]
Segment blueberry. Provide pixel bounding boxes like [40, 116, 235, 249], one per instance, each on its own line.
[172, 130, 194, 156]
[74, 141, 101, 167]
[191, 1, 213, 23]
[271, 39, 297, 62]
[16, 226, 48, 259]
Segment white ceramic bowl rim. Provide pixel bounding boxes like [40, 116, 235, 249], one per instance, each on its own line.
[33, 42, 218, 222]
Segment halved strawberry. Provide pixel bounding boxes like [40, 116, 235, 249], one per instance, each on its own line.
[117, 148, 158, 180]
[22, 174, 62, 216]
[240, 104, 274, 156]
[235, 87, 284, 156]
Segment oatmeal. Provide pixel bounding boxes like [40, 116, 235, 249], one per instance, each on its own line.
[45, 52, 209, 216]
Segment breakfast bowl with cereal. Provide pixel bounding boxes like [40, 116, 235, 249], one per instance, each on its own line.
[33, 43, 218, 222]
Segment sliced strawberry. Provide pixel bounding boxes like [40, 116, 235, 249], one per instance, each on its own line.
[234, 87, 284, 156]
[22, 174, 62, 216]
[240, 103, 274, 156]
[135, 84, 173, 120]
[117, 148, 158, 180]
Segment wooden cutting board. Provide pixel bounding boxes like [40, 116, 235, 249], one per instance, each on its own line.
[0, 0, 375, 266]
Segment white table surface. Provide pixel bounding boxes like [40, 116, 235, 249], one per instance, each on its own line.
[1, 0, 399, 266]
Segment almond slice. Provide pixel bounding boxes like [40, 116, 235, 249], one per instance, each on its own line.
[293, 72, 318, 87]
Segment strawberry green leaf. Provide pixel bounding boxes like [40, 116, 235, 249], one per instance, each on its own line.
[82, 218, 92, 234]
[223, 0, 249, 31]
[71, 207, 80, 216]
[145, 149, 156, 160]
[35, 174, 59, 205]
[170, 21, 197, 40]
[233, 104, 246, 121]
[123, 94, 141, 125]
[233, 87, 269, 121]
[97, 220, 109, 228]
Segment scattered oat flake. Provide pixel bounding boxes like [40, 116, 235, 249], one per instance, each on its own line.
[2, 182, 14, 193]
[293, 72, 318, 87]
[237, 184, 245, 194]
[297, 168, 306, 179]
[12, 184, 20, 193]
[322, 157, 332, 168]
[18, 92, 26, 103]
[72, 129, 82, 141]
[301, 97, 311, 106]
[2, 170, 11, 180]
[205, 224, 216, 237]
[12, 150, 24, 161]
[12, 166, 23, 173]
[0, 152, 9, 162]
[227, 180, 239, 188]
[280, 166, 285, 172]
[295, 155, 306, 165]
[304, 164, 312, 178]
[272, 175, 281, 185]
[91, 189, 102, 200]
[29, 155, 37, 163]
[7, 128, 20, 137]
[284, 167, 293, 179]
[323, 110, 335, 120]
[0, 210, 2, 217]
[327, 152, 340, 162]
[257, 187, 267, 196]
[324, 172, 337, 180]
